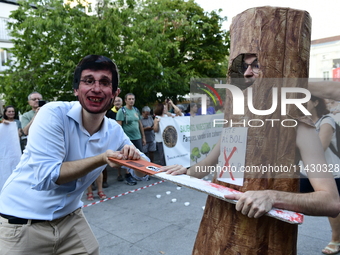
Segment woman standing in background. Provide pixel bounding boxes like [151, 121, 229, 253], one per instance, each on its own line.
[2, 105, 23, 139]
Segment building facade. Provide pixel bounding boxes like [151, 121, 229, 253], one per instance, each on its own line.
[0, 0, 18, 115]
[309, 35, 340, 80]
[0, 0, 17, 72]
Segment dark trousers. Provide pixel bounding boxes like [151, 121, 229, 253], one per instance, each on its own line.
[131, 139, 143, 152]
[156, 142, 166, 166]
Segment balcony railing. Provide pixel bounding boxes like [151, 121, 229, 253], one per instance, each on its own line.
[0, 17, 12, 42]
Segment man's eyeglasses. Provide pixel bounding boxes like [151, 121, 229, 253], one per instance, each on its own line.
[30, 98, 42, 101]
[238, 59, 260, 74]
[80, 78, 112, 87]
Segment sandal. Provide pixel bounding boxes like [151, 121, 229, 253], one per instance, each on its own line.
[322, 242, 340, 254]
[87, 192, 94, 201]
[98, 191, 107, 199]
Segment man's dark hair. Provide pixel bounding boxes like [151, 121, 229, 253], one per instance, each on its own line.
[73, 55, 119, 93]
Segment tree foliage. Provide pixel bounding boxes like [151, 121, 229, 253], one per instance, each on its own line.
[0, 0, 229, 112]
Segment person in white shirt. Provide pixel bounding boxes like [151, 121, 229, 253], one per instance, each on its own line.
[0, 55, 147, 255]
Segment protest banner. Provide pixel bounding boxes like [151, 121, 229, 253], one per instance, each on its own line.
[0, 122, 21, 190]
[158, 114, 223, 166]
[217, 127, 248, 186]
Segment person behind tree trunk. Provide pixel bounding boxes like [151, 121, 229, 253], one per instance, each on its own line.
[160, 54, 340, 254]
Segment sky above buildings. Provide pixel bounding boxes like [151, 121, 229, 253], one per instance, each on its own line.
[194, 0, 339, 40]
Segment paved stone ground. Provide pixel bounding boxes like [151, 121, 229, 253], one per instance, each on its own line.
[81, 153, 332, 255]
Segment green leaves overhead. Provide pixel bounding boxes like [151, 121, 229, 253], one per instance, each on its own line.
[0, 0, 229, 112]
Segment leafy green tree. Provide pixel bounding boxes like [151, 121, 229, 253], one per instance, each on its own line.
[0, 0, 229, 112]
[190, 146, 201, 163]
[200, 141, 210, 157]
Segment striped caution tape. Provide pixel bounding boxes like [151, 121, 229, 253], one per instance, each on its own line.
[82, 180, 166, 208]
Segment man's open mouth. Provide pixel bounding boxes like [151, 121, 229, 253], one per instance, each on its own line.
[88, 97, 103, 102]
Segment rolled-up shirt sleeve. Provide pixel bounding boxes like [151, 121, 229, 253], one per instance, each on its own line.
[27, 104, 66, 190]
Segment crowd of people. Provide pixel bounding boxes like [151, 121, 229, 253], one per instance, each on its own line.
[0, 84, 222, 198]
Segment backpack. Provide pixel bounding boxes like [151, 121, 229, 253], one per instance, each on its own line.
[320, 115, 340, 158]
[121, 106, 140, 124]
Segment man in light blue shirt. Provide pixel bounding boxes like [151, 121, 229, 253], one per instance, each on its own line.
[0, 55, 147, 255]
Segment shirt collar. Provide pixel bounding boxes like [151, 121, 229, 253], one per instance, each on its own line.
[67, 102, 82, 126]
[67, 102, 109, 138]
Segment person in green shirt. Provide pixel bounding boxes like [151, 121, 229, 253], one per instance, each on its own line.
[21, 91, 43, 136]
[20, 92, 43, 151]
[116, 93, 146, 185]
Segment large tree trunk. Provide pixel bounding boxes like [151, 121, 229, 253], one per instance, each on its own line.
[193, 6, 312, 255]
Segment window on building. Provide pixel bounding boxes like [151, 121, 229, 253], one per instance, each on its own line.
[0, 17, 11, 42]
[0, 49, 12, 71]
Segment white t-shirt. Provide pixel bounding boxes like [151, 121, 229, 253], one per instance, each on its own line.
[300, 114, 340, 178]
[330, 113, 340, 126]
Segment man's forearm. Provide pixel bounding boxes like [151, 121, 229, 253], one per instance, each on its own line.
[22, 118, 34, 135]
[22, 122, 31, 135]
[227, 183, 340, 218]
[22, 112, 40, 135]
[273, 188, 339, 217]
[57, 153, 106, 185]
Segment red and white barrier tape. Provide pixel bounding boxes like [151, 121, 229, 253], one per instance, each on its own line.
[82, 180, 166, 208]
